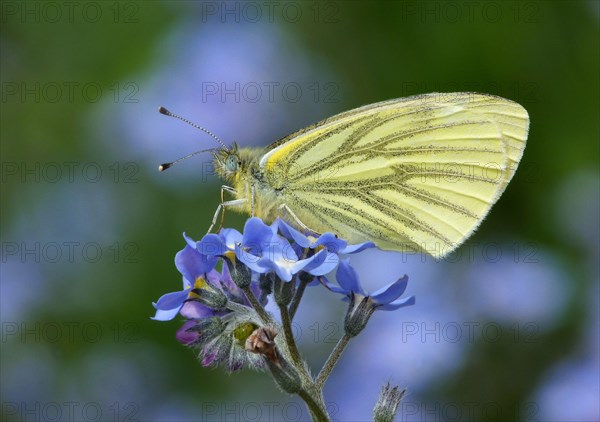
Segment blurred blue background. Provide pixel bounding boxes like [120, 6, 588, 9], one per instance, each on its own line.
[1, 1, 598, 421]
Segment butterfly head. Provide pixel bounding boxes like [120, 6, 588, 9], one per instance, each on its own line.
[212, 143, 243, 180]
[157, 107, 249, 181]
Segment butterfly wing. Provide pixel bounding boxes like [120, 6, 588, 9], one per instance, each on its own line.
[260, 93, 529, 258]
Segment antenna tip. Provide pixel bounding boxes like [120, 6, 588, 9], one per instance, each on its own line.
[158, 163, 172, 171]
[158, 106, 170, 115]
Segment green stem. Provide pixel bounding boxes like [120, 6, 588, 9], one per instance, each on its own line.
[288, 247, 310, 320]
[288, 278, 309, 320]
[316, 334, 351, 389]
[298, 388, 331, 422]
[241, 286, 272, 324]
[279, 303, 304, 367]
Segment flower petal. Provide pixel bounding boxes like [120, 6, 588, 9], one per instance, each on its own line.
[312, 233, 347, 253]
[307, 277, 320, 287]
[318, 275, 347, 294]
[183, 232, 197, 248]
[242, 217, 275, 254]
[277, 218, 311, 248]
[371, 275, 409, 305]
[260, 257, 293, 281]
[175, 245, 217, 282]
[236, 244, 269, 274]
[180, 300, 217, 319]
[379, 295, 416, 311]
[153, 289, 189, 311]
[339, 241, 376, 254]
[299, 249, 339, 276]
[197, 234, 229, 256]
[335, 260, 365, 295]
[151, 307, 182, 321]
[220, 228, 243, 249]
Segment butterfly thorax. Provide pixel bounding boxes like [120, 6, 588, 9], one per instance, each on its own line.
[212, 145, 282, 222]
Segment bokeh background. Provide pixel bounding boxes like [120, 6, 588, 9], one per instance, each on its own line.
[2, 1, 599, 421]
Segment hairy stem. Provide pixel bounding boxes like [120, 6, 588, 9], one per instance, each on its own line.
[279, 303, 304, 367]
[316, 334, 351, 389]
[298, 388, 331, 422]
[288, 278, 309, 320]
[241, 286, 272, 324]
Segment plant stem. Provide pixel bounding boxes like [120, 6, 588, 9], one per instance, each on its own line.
[316, 334, 351, 389]
[288, 278, 309, 320]
[241, 286, 272, 324]
[298, 388, 331, 422]
[274, 301, 330, 421]
[279, 303, 304, 367]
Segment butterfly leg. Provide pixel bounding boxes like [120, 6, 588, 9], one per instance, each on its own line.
[278, 204, 321, 237]
[251, 185, 256, 217]
[219, 185, 237, 229]
[207, 196, 247, 234]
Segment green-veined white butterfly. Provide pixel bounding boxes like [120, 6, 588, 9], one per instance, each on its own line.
[159, 92, 529, 258]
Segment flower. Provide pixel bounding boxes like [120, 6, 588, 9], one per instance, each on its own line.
[320, 259, 415, 336]
[152, 235, 218, 321]
[197, 228, 242, 258]
[197, 217, 344, 281]
[233, 217, 338, 281]
[276, 218, 375, 254]
[322, 259, 415, 310]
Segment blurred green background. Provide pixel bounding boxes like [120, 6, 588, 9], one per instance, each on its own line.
[1, 1, 598, 421]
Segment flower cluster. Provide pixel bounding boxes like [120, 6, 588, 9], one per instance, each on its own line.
[152, 217, 415, 375]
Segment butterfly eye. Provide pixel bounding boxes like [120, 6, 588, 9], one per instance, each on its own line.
[225, 155, 239, 172]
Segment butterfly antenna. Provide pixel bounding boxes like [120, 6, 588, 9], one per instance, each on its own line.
[158, 106, 227, 149]
[159, 148, 215, 172]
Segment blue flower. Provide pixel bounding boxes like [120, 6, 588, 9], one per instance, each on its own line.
[233, 217, 337, 282]
[320, 260, 415, 336]
[277, 218, 375, 254]
[152, 235, 219, 321]
[197, 228, 243, 257]
[322, 259, 415, 311]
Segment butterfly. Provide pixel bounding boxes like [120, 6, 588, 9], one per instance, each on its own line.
[159, 92, 529, 258]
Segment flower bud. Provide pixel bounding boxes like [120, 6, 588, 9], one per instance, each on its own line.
[266, 357, 302, 394]
[201, 332, 233, 368]
[273, 277, 294, 306]
[344, 293, 376, 337]
[259, 273, 274, 303]
[224, 256, 252, 288]
[193, 287, 228, 310]
[372, 382, 405, 422]
[185, 317, 226, 347]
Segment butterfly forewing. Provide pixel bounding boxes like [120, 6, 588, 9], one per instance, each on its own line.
[260, 93, 529, 258]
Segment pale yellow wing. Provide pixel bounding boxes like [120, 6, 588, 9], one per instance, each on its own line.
[260, 93, 529, 258]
